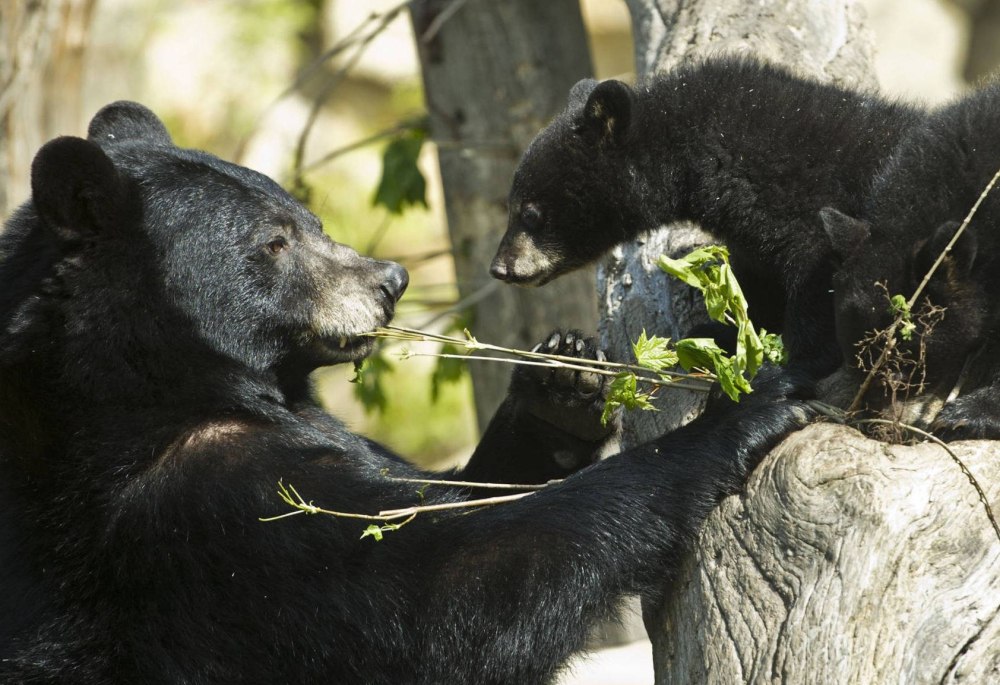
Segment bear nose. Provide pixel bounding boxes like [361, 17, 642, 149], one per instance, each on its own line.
[489, 256, 510, 281]
[380, 262, 409, 303]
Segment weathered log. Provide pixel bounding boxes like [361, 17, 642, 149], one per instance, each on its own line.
[654, 423, 1000, 684]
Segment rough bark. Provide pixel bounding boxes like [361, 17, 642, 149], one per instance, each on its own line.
[409, 0, 598, 430]
[654, 424, 1000, 684]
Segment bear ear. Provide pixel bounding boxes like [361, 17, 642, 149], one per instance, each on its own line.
[87, 101, 172, 147]
[574, 79, 633, 147]
[31, 136, 129, 241]
[819, 206, 870, 259]
[568, 78, 599, 108]
[915, 220, 977, 279]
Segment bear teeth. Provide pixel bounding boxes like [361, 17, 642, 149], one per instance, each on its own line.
[339, 336, 348, 348]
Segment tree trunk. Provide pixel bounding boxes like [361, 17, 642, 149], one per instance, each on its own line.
[0, 0, 97, 220]
[409, 0, 598, 431]
[654, 424, 1000, 683]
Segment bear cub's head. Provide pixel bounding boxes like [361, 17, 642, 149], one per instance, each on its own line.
[821, 207, 984, 395]
[2, 102, 408, 391]
[490, 78, 647, 286]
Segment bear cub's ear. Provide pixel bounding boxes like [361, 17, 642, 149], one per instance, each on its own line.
[87, 101, 173, 147]
[819, 206, 870, 260]
[31, 136, 130, 241]
[915, 220, 977, 280]
[573, 79, 633, 147]
[568, 78, 599, 108]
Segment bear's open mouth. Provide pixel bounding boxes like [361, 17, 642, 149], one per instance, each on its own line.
[318, 333, 376, 362]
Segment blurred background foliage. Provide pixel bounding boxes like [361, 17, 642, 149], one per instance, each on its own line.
[2, 0, 999, 470]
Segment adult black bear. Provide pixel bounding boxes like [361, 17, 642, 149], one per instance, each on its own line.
[490, 57, 922, 377]
[0, 102, 811, 684]
[821, 80, 1000, 440]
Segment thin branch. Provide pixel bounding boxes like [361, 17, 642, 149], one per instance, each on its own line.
[302, 119, 424, 173]
[400, 351, 713, 393]
[906, 165, 1000, 311]
[379, 491, 535, 518]
[419, 0, 471, 43]
[387, 475, 560, 490]
[289, 3, 411, 190]
[261, 476, 552, 527]
[374, 324, 716, 385]
[259, 481, 397, 522]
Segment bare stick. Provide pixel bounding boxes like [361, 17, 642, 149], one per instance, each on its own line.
[906, 165, 1000, 310]
[379, 491, 535, 519]
[387, 476, 560, 490]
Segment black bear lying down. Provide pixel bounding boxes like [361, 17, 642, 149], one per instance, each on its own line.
[821, 79, 1000, 440]
[0, 102, 810, 684]
[491, 57, 922, 378]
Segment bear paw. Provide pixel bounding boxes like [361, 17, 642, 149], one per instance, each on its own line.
[931, 386, 1000, 441]
[509, 329, 615, 443]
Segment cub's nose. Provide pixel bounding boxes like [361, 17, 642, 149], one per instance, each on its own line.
[489, 255, 511, 281]
[380, 261, 409, 303]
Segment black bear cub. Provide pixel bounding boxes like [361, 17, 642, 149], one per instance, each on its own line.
[821, 79, 1000, 440]
[491, 57, 922, 377]
[0, 102, 811, 683]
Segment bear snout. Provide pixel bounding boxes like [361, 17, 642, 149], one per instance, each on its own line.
[379, 261, 409, 303]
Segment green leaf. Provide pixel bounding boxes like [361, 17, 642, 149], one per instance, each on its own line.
[361, 518, 410, 541]
[760, 330, 788, 365]
[658, 244, 785, 401]
[889, 294, 916, 341]
[373, 130, 428, 214]
[351, 350, 393, 414]
[430, 343, 467, 402]
[601, 372, 656, 425]
[632, 330, 678, 373]
[657, 246, 729, 291]
[675, 338, 751, 402]
[361, 524, 386, 541]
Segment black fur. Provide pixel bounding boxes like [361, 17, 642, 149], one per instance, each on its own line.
[491, 57, 923, 378]
[822, 80, 1000, 440]
[0, 102, 812, 683]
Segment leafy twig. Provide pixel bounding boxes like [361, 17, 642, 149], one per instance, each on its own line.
[261, 478, 546, 541]
[259, 481, 398, 523]
[369, 325, 716, 386]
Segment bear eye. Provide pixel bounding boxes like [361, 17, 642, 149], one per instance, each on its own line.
[266, 236, 288, 255]
[520, 203, 543, 230]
